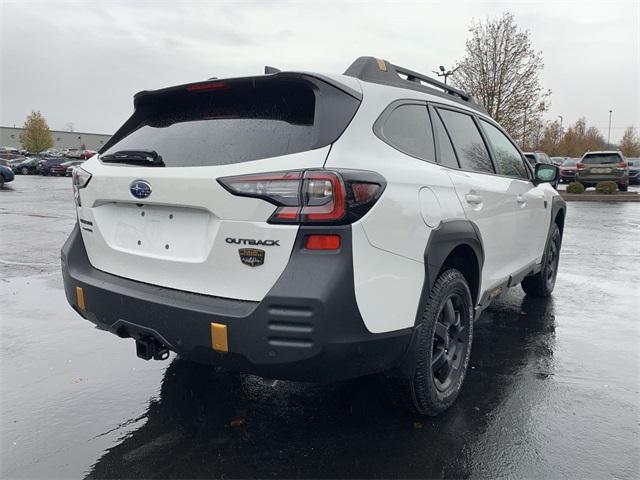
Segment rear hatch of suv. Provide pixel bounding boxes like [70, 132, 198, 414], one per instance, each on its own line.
[75, 74, 360, 301]
[578, 152, 627, 182]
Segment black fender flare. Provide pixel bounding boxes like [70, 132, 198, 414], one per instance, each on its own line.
[421, 219, 484, 310]
[396, 219, 484, 379]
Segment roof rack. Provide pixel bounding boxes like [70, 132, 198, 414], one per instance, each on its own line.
[343, 56, 485, 112]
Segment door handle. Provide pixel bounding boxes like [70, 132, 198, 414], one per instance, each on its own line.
[465, 194, 482, 205]
[517, 195, 527, 204]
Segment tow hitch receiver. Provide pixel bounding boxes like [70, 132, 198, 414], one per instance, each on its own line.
[135, 336, 170, 361]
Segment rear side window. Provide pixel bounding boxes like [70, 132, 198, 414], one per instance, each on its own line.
[432, 110, 459, 168]
[101, 77, 360, 167]
[582, 153, 622, 164]
[480, 120, 528, 179]
[438, 109, 493, 173]
[378, 104, 435, 161]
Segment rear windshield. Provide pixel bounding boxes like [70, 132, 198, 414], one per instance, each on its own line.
[562, 159, 578, 166]
[582, 154, 622, 164]
[101, 77, 359, 167]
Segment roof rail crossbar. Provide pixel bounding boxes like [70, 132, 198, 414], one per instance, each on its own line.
[392, 64, 470, 101]
[343, 56, 484, 112]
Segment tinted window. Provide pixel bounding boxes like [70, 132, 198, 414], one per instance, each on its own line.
[102, 78, 359, 167]
[524, 154, 537, 165]
[438, 109, 493, 173]
[582, 153, 622, 164]
[433, 110, 459, 168]
[480, 120, 528, 179]
[562, 159, 578, 166]
[380, 104, 435, 161]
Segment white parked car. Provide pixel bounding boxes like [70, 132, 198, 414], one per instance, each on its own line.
[62, 57, 565, 415]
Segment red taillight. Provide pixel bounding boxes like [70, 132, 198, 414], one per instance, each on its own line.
[218, 170, 385, 225]
[577, 163, 585, 170]
[617, 162, 627, 169]
[186, 82, 228, 92]
[305, 234, 341, 250]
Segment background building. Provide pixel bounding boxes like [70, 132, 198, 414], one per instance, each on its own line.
[0, 126, 111, 151]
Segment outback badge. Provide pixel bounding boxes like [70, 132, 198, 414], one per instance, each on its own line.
[239, 248, 265, 267]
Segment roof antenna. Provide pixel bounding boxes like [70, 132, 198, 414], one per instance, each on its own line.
[264, 66, 281, 74]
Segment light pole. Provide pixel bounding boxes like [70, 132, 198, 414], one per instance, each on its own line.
[557, 115, 563, 134]
[432, 65, 459, 85]
[607, 110, 613, 146]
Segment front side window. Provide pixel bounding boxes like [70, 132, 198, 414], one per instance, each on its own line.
[438, 109, 493, 173]
[480, 120, 528, 179]
[379, 104, 435, 161]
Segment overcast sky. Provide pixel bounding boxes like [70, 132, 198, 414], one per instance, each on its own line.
[1, 0, 638, 142]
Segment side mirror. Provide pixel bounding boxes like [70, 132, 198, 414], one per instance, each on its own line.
[534, 163, 559, 185]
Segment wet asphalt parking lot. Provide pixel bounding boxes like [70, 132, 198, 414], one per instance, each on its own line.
[1, 176, 639, 479]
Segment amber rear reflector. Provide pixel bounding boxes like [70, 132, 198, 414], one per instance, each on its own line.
[376, 58, 387, 71]
[76, 287, 85, 310]
[211, 323, 229, 353]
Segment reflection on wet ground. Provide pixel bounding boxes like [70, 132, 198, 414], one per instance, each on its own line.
[1, 177, 639, 478]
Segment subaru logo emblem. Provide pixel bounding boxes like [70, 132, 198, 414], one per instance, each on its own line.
[130, 180, 152, 199]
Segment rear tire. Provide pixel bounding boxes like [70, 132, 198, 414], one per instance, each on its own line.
[21, 167, 28, 175]
[384, 269, 474, 416]
[522, 223, 561, 297]
[0, 176, 4, 188]
[618, 183, 628, 192]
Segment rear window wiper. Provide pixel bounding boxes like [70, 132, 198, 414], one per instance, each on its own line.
[100, 150, 165, 167]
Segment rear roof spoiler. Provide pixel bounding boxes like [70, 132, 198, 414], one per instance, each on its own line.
[343, 56, 486, 113]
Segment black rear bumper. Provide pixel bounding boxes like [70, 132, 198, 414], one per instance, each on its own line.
[61, 224, 412, 382]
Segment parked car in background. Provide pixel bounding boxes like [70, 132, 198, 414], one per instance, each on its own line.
[38, 157, 67, 175]
[576, 151, 629, 191]
[0, 161, 15, 187]
[12, 157, 40, 175]
[550, 156, 567, 166]
[64, 149, 83, 159]
[524, 151, 551, 166]
[38, 148, 62, 157]
[51, 160, 85, 176]
[627, 158, 640, 185]
[0, 151, 26, 164]
[559, 158, 579, 183]
[79, 149, 98, 160]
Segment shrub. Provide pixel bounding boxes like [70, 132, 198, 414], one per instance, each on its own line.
[595, 181, 617, 194]
[566, 182, 585, 194]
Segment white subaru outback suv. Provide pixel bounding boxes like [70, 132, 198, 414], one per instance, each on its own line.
[62, 57, 565, 415]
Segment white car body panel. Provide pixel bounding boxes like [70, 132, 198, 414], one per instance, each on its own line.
[77, 147, 330, 301]
[351, 222, 424, 333]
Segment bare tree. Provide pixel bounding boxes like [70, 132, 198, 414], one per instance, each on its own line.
[453, 13, 551, 146]
[618, 126, 640, 157]
[538, 120, 563, 156]
[558, 118, 605, 157]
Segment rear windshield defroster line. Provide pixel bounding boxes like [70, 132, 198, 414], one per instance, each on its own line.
[100, 75, 361, 167]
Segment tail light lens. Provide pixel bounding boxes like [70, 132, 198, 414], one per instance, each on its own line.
[72, 167, 92, 206]
[617, 161, 627, 169]
[577, 163, 585, 170]
[218, 169, 385, 225]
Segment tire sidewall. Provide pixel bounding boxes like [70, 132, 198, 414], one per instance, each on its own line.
[543, 224, 561, 292]
[412, 270, 474, 414]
